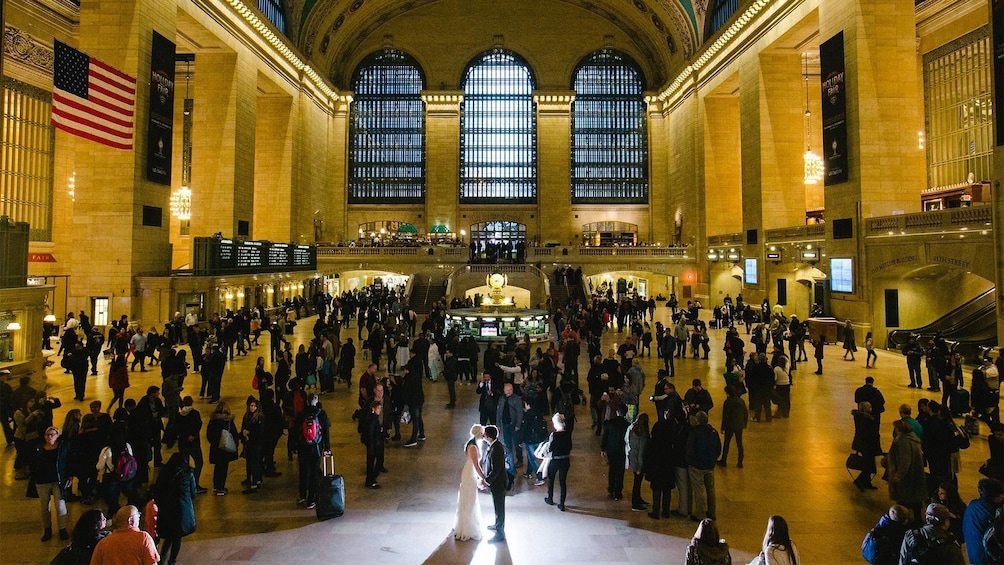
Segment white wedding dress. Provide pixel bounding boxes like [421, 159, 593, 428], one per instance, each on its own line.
[453, 439, 483, 541]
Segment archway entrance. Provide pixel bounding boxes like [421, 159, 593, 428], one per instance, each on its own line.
[469, 221, 526, 263]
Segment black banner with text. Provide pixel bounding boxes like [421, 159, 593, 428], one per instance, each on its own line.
[994, 0, 1004, 145]
[820, 32, 848, 186]
[146, 31, 176, 185]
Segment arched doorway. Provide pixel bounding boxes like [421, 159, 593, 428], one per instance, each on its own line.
[469, 221, 526, 263]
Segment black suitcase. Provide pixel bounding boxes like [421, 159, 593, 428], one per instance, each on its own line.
[950, 388, 971, 417]
[315, 454, 345, 520]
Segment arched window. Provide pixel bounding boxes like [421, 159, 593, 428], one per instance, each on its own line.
[705, 0, 739, 40]
[258, 0, 288, 35]
[460, 50, 537, 204]
[571, 50, 648, 203]
[349, 50, 426, 203]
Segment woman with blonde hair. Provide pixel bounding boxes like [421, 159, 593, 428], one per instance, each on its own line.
[544, 413, 573, 511]
[452, 424, 486, 541]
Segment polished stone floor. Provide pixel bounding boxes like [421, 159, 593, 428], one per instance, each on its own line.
[0, 305, 992, 564]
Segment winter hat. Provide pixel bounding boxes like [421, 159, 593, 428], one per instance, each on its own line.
[246, 395, 258, 407]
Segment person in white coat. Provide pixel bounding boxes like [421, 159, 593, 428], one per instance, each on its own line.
[428, 340, 443, 382]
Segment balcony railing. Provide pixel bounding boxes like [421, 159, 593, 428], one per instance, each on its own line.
[764, 224, 826, 242]
[316, 245, 692, 262]
[866, 206, 993, 236]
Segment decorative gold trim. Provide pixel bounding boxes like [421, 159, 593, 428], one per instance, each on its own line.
[3, 26, 54, 75]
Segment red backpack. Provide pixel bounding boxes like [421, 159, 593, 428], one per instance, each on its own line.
[301, 412, 322, 445]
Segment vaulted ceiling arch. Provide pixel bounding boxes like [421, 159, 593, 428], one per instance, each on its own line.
[291, 0, 701, 92]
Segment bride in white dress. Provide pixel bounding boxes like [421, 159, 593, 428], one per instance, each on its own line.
[453, 424, 486, 541]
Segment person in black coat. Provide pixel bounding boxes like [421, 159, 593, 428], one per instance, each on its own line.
[65, 343, 89, 401]
[645, 411, 677, 520]
[153, 452, 197, 565]
[259, 389, 284, 477]
[163, 396, 206, 494]
[402, 351, 426, 446]
[852, 401, 882, 491]
[601, 407, 629, 500]
[205, 401, 239, 495]
[362, 401, 386, 488]
[483, 426, 507, 543]
[477, 371, 497, 425]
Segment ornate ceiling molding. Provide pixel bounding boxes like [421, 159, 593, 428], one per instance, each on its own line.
[3, 26, 55, 75]
[299, 0, 684, 87]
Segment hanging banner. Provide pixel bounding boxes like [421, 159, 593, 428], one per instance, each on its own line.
[820, 32, 848, 186]
[994, 0, 1004, 145]
[146, 31, 176, 185]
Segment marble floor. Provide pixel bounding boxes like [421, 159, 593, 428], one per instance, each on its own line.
[0, 305, 992, 564]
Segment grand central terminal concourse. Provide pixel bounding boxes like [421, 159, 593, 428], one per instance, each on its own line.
[1, 0, 1002, 563]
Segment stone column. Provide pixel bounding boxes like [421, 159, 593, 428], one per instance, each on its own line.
[189, 50, 257, 239]
[704, 93, 742, 235]
[328, 94, 351, 241]
[739, 51, 805, 232]
[534, 92, 574, 244]
[819, 0, 925, 319]
[647, 98, 671, 245]
[421, 91, 462, 233]
[71, 0, 176, 319]
[254, 94, 293, 242]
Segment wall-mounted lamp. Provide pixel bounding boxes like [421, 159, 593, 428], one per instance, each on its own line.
[4, 311, 21, 331]
[706, 250, 719, 261]
[43, 314, 57, 323]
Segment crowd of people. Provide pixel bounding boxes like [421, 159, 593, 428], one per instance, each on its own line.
[5, 283, 1004, 564]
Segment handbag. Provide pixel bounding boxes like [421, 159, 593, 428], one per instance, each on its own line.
[534, 437, 553, 460]
[218, 428, 238, 454]
[400, 405, 411, 425]
[953, 423, 971, 450]
[251, 374, 259, 390]
[846, 452, 867, 472]
[25, 478, 38, 499]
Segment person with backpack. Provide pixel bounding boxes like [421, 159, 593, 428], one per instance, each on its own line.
[685, 411, 721, 522]
[151, 452, 197, 565]
[96, 428, 138, 516]
[294, 394, 330, 509]
[861, 504, 912, 565]
[899, 503, 965, 564]
[206, 401, 239, 496]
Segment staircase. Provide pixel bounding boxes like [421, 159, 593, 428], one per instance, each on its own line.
[549, 283, 572, 311]
[408, 279, 447, 314]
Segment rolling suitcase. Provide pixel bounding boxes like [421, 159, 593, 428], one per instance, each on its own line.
[315, 454, 345, 520]
[950, 388, 971, 417]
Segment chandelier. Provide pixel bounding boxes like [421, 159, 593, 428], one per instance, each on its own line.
[170, 186, 192, 220]
[171, 59, 194, 221]
[802, 53, 824, 185]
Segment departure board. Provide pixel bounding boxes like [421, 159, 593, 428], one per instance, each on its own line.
[193, 237, 317, 275]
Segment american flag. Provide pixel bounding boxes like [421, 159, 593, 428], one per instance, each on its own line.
[51, 40, 136, 150]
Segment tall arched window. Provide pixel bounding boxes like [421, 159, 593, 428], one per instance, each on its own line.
[349, 49, 426, 203]
[257, 0, 288, 35]
[460, 50, 537, 204]
[705, 0, 739, 40]
[571, 50, 648, 203]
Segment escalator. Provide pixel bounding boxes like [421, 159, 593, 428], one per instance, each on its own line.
[887, 288, 998, 362]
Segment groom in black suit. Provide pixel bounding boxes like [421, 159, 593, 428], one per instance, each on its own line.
[482, 425, 507, 543]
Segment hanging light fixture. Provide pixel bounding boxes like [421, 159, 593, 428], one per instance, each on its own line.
[171, 58, 194, 221]
[803, 53, 824, 185]
[170, 186, 192, 220]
